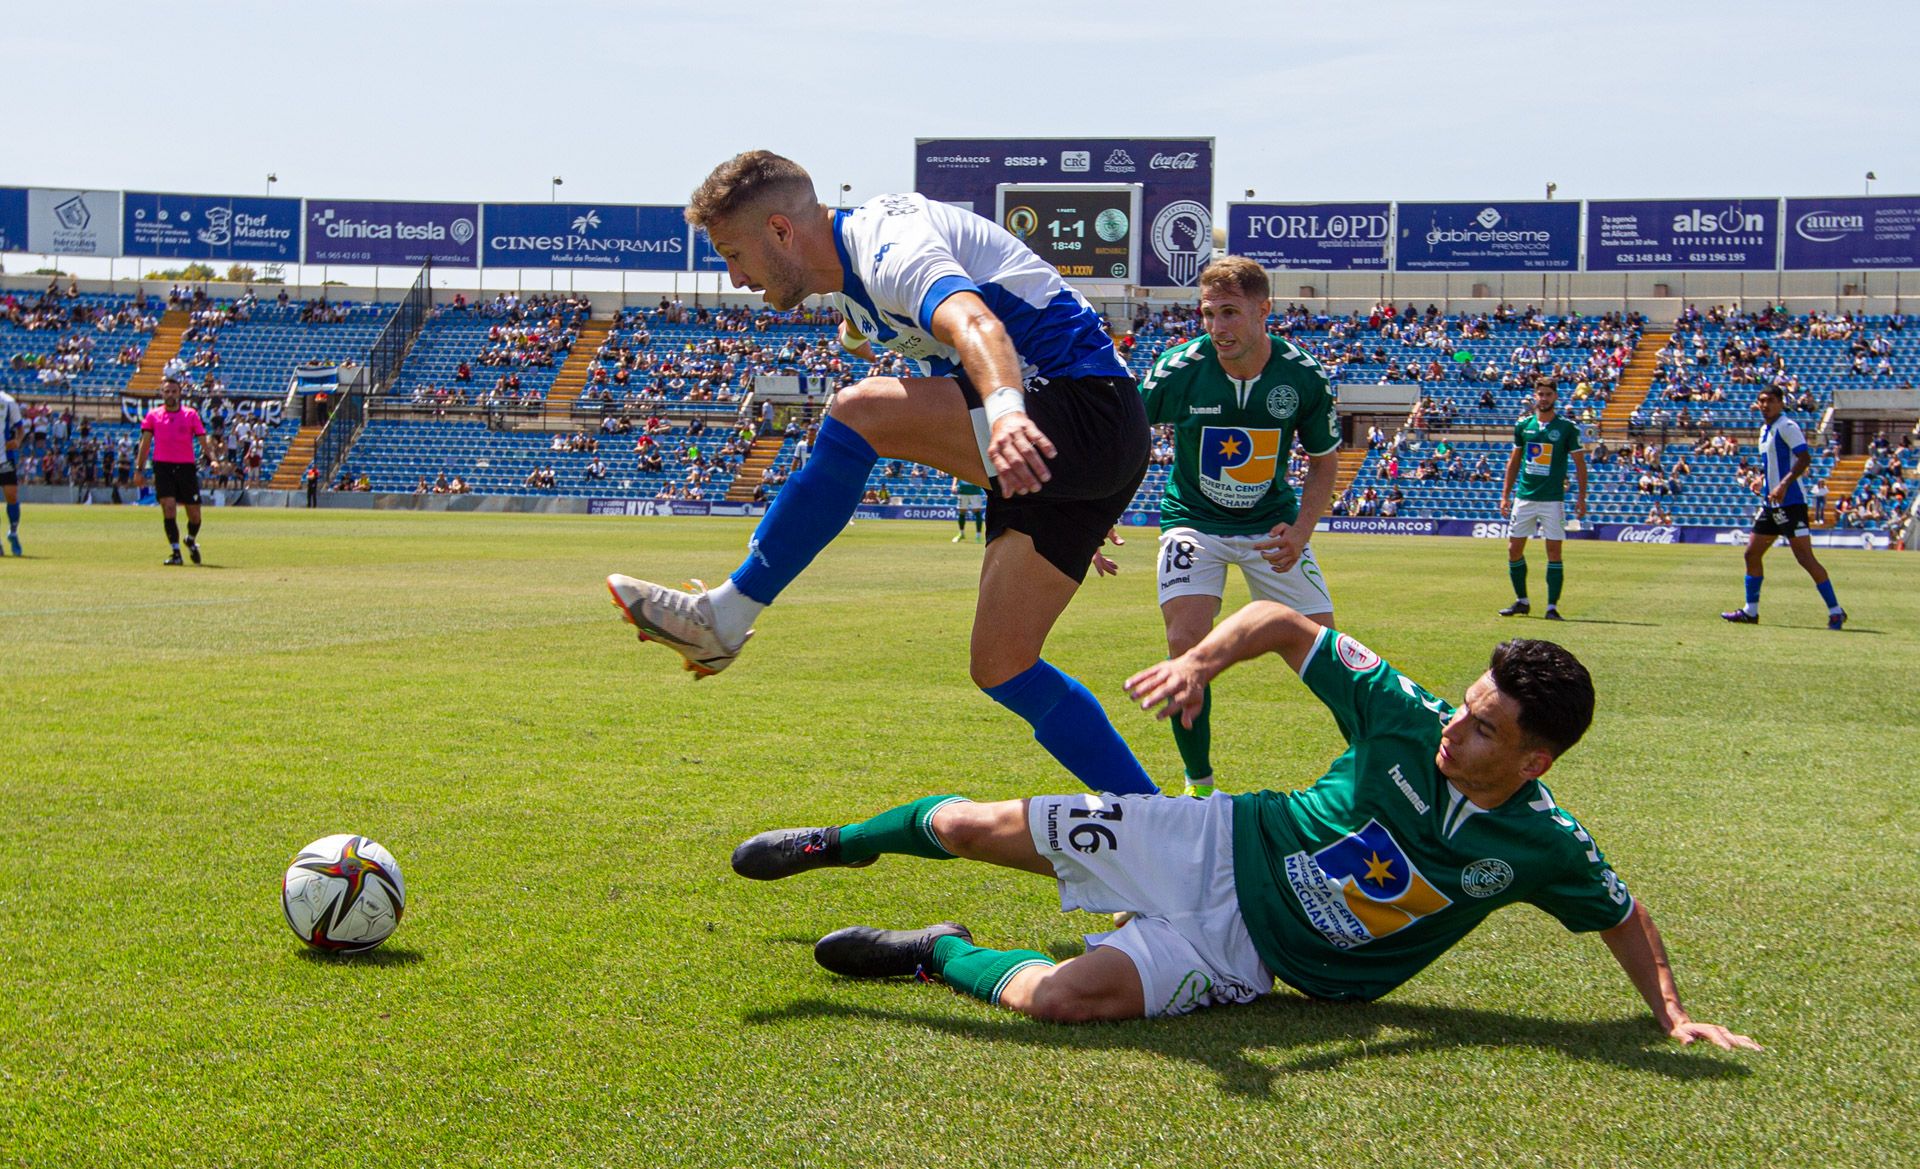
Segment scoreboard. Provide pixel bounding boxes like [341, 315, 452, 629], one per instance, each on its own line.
[995, 183, 1142, 283]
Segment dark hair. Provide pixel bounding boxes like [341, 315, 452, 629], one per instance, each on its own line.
[1488, 639, 1594, 757]
[1755, 384, 1783, 402]
[685, 150, 817, 229]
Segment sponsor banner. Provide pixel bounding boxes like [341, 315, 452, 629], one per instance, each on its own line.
[1315, 516, 1438, 536]
[1228, 202, 1391, 270]
[0, 187, 26, 253]
[915, 138, 1214, 287]
[122, 395, 283, 423]
[586, 499, 763, 517]
[1783, 195, 1920, 270]
[690, 224, 726, 272]
[482, 203, 690, 270]
[27, 188, 122, 257]
[122, 192, 301, 261]
[1586, 198, 1778, 271]
[1395, 201, 1578, 271]
[303, 199, 479, 267]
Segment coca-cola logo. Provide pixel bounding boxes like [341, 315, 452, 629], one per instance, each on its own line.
[1150, 151, 1200, 170]
[1614, 525, 1679, 543]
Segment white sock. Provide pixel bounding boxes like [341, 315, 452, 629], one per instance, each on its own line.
[706, 579, 763, 646]
[1744, 602, 1758, 616]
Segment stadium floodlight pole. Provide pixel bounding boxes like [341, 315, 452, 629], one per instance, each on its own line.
[838, 183, 851, 210]
[266, 173, 277, 197]
[550, 177, 563, 292]
[1546, 181, 1557, 200]
[1865, 171, 1876, 195]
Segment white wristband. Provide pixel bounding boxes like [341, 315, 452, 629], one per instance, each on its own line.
[983, 385, 1026, 426]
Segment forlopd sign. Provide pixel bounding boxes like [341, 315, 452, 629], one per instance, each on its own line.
[1228, 202, 1390, 270]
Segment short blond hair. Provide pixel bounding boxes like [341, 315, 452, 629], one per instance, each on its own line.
[1198, 255, 1269, 302]
[686, 150, 819, 229]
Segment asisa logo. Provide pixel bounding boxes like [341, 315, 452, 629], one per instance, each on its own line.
[1283, 819, 1453, 948]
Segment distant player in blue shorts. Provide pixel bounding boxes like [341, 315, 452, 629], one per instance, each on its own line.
[1721, 385, 1845, 629]
[0, 390, 23, 556]
[608, 151, 1155, 795]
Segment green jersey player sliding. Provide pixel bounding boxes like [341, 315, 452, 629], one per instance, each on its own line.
[728, 602, 1759, 1049]
[1140, 256, 1341, 796]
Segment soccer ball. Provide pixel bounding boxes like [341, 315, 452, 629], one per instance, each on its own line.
[281, 834, 406, 953]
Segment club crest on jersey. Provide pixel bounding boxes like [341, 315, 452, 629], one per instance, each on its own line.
[1197, 426, 1280, 507]
[1283, 819, 1453, 949]
[1523, 441, 1554, 475]
[1266, 385, 1299, 420]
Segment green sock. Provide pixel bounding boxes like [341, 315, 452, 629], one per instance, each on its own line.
[930, 935, 1054, 1004]
[1169, 681, 1212, 786]
[1546, 560, 1564, 606]
[837, 795, 967, 864]
[1509, 557, 1529, 601]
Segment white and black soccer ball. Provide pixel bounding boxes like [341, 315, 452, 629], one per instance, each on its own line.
[281, 834, 406, 953]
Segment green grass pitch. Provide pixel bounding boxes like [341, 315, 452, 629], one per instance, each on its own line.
[3, 507, 1916, 1167]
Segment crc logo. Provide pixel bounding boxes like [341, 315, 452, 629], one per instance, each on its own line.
[1003, 155, 1046, 167]
[1103, 149, 1137, 174]
[1795, 211, 1865, 242]
[1060, 150, 1090, 172]
[1149, 151, 1200, 170]
[1475, 207, 1502, 229]
[1673, 206, 1765, 234]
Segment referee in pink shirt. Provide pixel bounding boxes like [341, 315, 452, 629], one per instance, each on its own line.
[134, 379, 208, 565]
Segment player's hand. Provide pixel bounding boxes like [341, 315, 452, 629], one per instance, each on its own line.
[1253, 521, 1309, 574]
[1667, 1019, 1763, 1051]
[1499, 496, 1512, 517]
[987, 412, 1056, 497]
[1124, 655, 1209, 728]
[1090, 528, 1125, 577]
[1575, 497, 1588, 519]
[1767, 484, 1786, 504]
[134, 471, 147, 488]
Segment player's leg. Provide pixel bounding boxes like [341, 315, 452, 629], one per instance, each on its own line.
[159, 493, 184, 564]
[1158, 528, 1227, 796]
[973, 502, 984, 541]
[1502, 524, 1531, 616]
[973, 530, 1156, 795]
[733, 794, 1050, 880]
[954, 504, 967, 542]
[608, 375, 985, 673]
[1543, 537, 1565, 620]
[183, 502, 203, 564]
[1786, 533, 1845, 628]
[1723, 532, 1774, 622]
[2, 479, 19, 556]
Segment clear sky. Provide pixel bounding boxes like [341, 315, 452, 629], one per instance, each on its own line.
[6, 0, 1914, 283]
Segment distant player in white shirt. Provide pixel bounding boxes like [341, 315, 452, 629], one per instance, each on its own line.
[1721, 385, 1845, 629]
[0, 390, 24, 556]
[608, 151, 1156, 795]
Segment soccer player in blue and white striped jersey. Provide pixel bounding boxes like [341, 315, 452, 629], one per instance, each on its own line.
[608, 151, 1155, 796]
[1721, 385, 1845, 629]
[0, 389, 24, 556]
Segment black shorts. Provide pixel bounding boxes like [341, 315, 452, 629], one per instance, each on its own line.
[0, 468, 15, 488]
[1751, 502, 1810, 539]
[152, 461, 201, 505]
[955, 372, 1150, 583]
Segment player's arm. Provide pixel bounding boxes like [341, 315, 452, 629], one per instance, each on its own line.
[929, 291, 1053, 497]
[838, 318, 875, 362]
[134, 430, 153, 487]
[1500, 444, 1522, 515]
[1571, 446, 1589, 518]
[1125, 601, 1322, 727]
[1769, 448, 1811, 504]
[1256, 451, 1338, 574]
[1601, 901, 1761, 1051]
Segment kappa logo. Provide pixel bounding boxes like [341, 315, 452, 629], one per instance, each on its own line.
[1103, 149, 1137, 174]
[1198, 426, 1280, 508]
[872, 241, 895, 276]
[1284, 820, 1453, 948]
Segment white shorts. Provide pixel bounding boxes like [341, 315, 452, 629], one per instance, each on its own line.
[1026, 792, 1273, 1017]
[1156, 526, 1333, 615]
[1508, 499, 1566, 541]
[955, 494, 987, 513]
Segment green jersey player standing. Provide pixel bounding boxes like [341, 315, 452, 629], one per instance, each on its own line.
[1139, 256, 1340, 796]
[1500, 380, 1587, 620]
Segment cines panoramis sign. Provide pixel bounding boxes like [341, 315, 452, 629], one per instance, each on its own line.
[481, 204, 690, 271]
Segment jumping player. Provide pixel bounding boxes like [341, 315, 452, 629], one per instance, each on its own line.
[1140, 255, 1340, 797]
[1500, 381, 1587, 620]
[134, 379, 208, 566]
[1722, 385, 1844, 628]
[0, 389, 22, 556]
[608, 151, 1155, 795]
[728, 601, 1760, 1051]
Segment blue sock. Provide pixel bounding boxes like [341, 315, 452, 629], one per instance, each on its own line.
[1744, 574, 1762, 614]
[1816, 579, 1840, 612]
[4, 502, 17, 531]
[728, 416, 876, 604]
[983, 660, 1157, 796]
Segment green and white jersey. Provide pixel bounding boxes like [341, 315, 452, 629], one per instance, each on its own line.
[953, 478, 987, 497]
[1512, 413, 1583, 503]
[1230, 628, 1633, 1002]
[1140, 334, 1339, 536]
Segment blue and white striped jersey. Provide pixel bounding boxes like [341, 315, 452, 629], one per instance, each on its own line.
[829, 194, 1128, 383]
[1759, 414, 1808, 507]
[0, 391, 22, 473]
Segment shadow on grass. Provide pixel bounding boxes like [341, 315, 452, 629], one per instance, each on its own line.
[745, 994, 1750, 1095]
[1552, 617, 1659, 626]
[294, 944, 425, 967]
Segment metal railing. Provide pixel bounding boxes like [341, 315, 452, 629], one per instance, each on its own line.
[312, 261, 433, 483]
